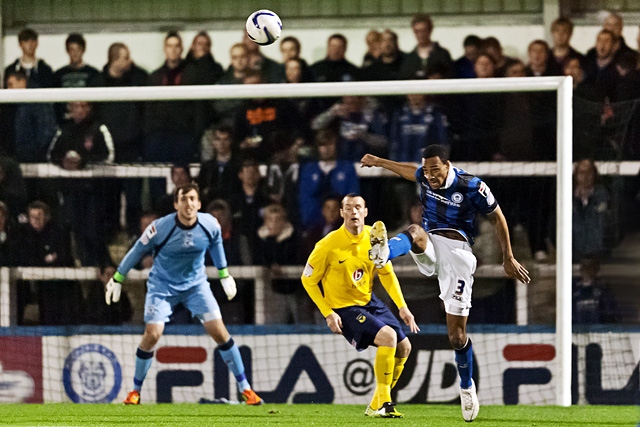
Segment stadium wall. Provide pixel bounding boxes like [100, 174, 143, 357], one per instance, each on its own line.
[0, 327, 638, 405]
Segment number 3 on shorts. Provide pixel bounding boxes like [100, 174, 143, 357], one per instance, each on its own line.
[455, 279, 465, 295]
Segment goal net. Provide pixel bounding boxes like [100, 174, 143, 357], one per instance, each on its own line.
[0, 79, 638, 407]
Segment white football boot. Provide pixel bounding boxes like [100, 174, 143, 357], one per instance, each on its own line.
[369, 221, 390, 268]
[460, 379, 479, 422]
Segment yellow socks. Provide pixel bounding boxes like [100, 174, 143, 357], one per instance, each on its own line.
[370, 346, 396, 410]
[391, 356, 408, 389]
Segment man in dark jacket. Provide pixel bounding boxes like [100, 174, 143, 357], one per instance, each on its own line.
[14, 201, 77, 325]
[90, 42, 148, 236]
[4, 28, 55, 89]
[399, 13, 452, 79]
[47, 102, 114, 267]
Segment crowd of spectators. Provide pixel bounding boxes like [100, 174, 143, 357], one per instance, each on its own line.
[1, 12, 639, 325]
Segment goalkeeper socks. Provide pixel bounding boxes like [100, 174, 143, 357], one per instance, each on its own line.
[133, 347, 154, 391]
[370, 346, 396, 409]
[454, 338, 473, 389]
[218, 337, 250, 392]
[391, 356, 408, 390]
[388, 232, 412, 259]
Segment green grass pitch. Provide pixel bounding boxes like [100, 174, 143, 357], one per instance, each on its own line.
[0, 404, 637, 426]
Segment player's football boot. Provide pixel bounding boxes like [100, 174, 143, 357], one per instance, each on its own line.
[460, 379, 479, 422]
[364, 402, 403, 418]
[369, 221, 390, 268]
[123, 390, 140, 405]
[242, 389, 264, 405]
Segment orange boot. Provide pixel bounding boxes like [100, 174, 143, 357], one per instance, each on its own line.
[242, 389, 263, 405]
[123, 390, 140, 405]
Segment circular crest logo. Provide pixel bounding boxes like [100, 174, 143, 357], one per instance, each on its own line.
[63, 343, 122, 403]
[451, 192, 463, 203]
[352, 268, 364, 281]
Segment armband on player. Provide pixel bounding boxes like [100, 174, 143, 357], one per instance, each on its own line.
[218, 268, 229, 279]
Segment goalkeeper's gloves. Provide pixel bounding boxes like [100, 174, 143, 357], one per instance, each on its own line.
[105, 271, 125, 305]
[218, 268, 237, 300]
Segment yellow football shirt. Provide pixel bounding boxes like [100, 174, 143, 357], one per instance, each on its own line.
[301, 224, 407, 317]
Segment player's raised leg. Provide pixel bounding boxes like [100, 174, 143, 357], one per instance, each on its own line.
[370, 222, 435, 274]
[123, 323, 164, 405]
[447, 313, 479, 422]
[203, 318, 263, 405]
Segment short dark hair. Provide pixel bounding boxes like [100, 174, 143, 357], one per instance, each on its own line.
[27, 200, 51, 217]
[480, 36, 502, 52]
[328, 33, 348, 48]
[171, 163, 192, 179]
[173, 183, 200, 203]
[411, 13, 433, 31]
[66, 33, 86, 51]
[242, 68, 262, 82]
[280, 36, 301, 52]
[165, 31, 182, 44]
[18, 28, 38, 42]
[598, 29, 616, 41]
[341, 193, 365, 208]
[463, 35, 481, 47]
[422, 144, 449, 162]
[551, 17, 574, 34]
[206, 198, 230, 214]
[214, 122, 234, 138]
[240, 158, 260, 169]
[5, 69, 28, 82]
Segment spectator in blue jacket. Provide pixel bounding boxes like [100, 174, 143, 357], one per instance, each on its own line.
[299, 129, 360, 229]
[390, 93, 450, 163]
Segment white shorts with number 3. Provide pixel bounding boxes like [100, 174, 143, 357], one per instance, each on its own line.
[409, 232, 477, 317]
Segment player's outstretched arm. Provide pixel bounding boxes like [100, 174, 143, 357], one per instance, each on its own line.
[360, 154, 418, 182]
[487, 207, 531, 284]
[398, 306, 420, 333]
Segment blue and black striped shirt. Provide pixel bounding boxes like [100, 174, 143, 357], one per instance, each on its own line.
[415, 165, 498, 245]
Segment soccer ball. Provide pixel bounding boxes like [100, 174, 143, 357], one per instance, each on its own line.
[245, 9, 282, 46]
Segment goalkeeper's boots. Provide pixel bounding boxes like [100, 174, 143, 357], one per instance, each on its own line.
[123, 390, 140, 405]
[242, 389, 263, 406]
[369, 221, 390, 268]
[460, 379, 479, 422]
[364, 402, 403, 418]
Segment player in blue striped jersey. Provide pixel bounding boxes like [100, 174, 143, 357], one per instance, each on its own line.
[361, 145, 530, 422]
[105, 183, 263, 406]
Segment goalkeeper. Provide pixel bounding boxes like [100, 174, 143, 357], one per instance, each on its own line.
[105, 182, 262, 406]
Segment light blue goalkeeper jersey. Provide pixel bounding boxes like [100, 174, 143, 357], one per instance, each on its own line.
[117, 212, 227, 291]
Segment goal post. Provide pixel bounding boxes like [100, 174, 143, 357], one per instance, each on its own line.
[0, 77, 575, 406]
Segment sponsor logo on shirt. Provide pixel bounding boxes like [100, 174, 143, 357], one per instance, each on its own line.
[478, 181, 496, 205]
[352, 268, 364, 282]
[303, 263, 314, 277]
[425, 189, 461, 207]
[140, 224, 157, 245]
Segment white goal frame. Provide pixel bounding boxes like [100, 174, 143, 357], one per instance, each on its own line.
[0, 77, 573, 406]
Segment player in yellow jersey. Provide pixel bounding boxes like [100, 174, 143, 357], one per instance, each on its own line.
[301, 193, 419, 418]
